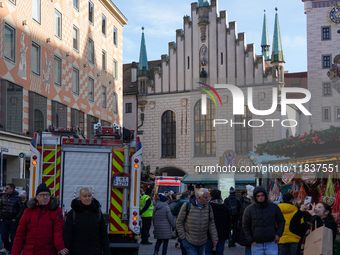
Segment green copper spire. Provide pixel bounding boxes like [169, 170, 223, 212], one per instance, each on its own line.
[198, 0, 209, 7]
[138, 27, 149, 77]
[271, 8, 284, 63]
[261, 10, 270, 61]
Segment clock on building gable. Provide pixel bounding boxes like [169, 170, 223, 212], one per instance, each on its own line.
[328, 5, 340, 25]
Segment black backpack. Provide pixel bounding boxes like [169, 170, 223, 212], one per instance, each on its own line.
[228, 198, 238, 216]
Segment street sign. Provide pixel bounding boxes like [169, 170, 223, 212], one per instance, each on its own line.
[19, 152, 25, 159]
[2, 148, 8, 152]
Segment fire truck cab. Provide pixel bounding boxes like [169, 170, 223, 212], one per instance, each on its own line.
[29, 124, 141, 254]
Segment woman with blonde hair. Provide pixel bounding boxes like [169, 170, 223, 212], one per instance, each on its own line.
[64, 186, 110, 255]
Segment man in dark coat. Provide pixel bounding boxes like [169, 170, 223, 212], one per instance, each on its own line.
[243, 186, 285, 255]
[224, 187, 241, 247]
[0, 183, 24, 254]
[11, 183, 68, 255]
[205, 189, 230, 255]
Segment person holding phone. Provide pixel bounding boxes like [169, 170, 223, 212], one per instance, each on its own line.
[289, 201, 337, 254]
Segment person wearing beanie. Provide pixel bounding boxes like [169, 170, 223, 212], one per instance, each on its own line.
[140, 187, 154, 245]
[11, 183, 69, 255]
[242, 186, 285, 255]
[19, 190, 28, 210]
[152, 194, 175, 255]
[0, 183, 24, 254]
[205, 189, 230, 255]
[224, 187, 241, 247]
[277, 193, 301, 255]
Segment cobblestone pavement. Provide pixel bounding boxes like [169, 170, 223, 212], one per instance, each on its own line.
[139, 226, 246, 255]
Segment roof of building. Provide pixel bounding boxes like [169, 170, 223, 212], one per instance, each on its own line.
[198, 0, 210, 7]
[271, 8, 284, 63]
[123, 60, 162, 95]
[138, 27, 149, 77]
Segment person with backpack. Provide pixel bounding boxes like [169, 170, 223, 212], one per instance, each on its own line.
[63, 186, 110, 255]
[172, 191, 191, 254]
[205, 189, 230, 255]
[224, 187, 241, 247]
[176, 188, 218, 255]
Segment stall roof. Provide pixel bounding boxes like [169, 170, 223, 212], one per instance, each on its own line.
[181, 174, 256, 184]
[181, 174, 218, 184]
[248, 151, 290, 165]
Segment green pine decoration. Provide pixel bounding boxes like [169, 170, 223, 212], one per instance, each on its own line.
[255, 126, 340, 158]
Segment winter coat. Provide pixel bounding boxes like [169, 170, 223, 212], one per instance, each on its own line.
[11, 196, 66, 255]
[172, 199, 189, 217]
[278, 203, 302, 244]
[176, 196, 218, 246]
[224, 193, 241, 218]
[153, 201, 175, 239]
[290, 210, 337, 255]
[235, 196, 252, 246]
[242, 186, 285, 244]
[63, 198, 110, 255]
[208, 199, 230, 240]
[0, 190, 24, 220]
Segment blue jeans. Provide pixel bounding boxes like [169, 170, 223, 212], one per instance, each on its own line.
[278, 243, 298, 255]
[154, 239, 169, 255]
[1, 220, 18, 252]
[180, 239, 188, 255]
[245, 245, 251, 255]
[251, 241, 278, 255]
[181, 238, 205, 255]
[205, 240, 226, 255]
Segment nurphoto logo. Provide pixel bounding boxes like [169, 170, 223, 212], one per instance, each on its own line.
[198, 82, 312, 128]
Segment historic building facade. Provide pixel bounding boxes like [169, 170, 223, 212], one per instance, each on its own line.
[303, 0, 340, 130]
[0, 0, 126, 184]
[123, 0, 304, 179]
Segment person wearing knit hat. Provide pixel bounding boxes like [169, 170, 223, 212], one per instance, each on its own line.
[224, 187, 241, 247]
[19, 190, 26, 199]
[152, 192, 175, 255]
[19, 190, 28, 210]
[140, 187, 154, 245]
[11, 183, 69, 255]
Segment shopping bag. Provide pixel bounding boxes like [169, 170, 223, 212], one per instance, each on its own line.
[304, 222, 333, 255]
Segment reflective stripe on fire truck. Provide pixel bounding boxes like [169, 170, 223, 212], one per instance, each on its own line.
[110, 149, 132, 234]
[40, 146, 61, 198]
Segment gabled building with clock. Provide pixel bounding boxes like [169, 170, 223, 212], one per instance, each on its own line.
[303, 0, 340, 129]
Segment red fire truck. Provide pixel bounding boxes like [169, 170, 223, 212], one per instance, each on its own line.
[29, 124, 141, 254]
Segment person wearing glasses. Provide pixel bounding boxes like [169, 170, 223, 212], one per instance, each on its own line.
[63, 186, 110, 255]
[242, 186, 285, 255]
[11, 183, 69, 255]
[0, 183, 24, 254]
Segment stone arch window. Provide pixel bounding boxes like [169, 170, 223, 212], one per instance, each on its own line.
[235, 106, 253, 155]
[286, 129, 289, 139]
[34, 109, 44, 132]
[161, 110, 176, 157]
[194, 99, 216, 156]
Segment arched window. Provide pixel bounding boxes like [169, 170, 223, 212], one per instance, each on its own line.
[235, 106, 253, 155]
[286, 129, 289, 139]
[161, 110, 176, 157]
[34, 109, 44, 132]
[194, 99, 216, 156]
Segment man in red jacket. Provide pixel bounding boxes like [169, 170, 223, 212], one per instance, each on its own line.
[11, 183, 69, 255]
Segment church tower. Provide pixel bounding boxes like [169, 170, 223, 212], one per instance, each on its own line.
[261, 10, 270, 61]
[138, 27, 149, 95]
[271, 8, 285, 82]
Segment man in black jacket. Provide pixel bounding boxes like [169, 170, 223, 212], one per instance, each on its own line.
[205, 189, 230, 255]
[0, 183, 24, 254]
[224, 187, 241, 247]
[243, 186, 285, 255]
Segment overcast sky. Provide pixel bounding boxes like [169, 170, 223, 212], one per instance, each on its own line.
[114, 0, 307, 73]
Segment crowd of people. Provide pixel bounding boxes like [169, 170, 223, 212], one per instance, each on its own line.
[0, 182, 336, 255]
[140, 185, 337, 255]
